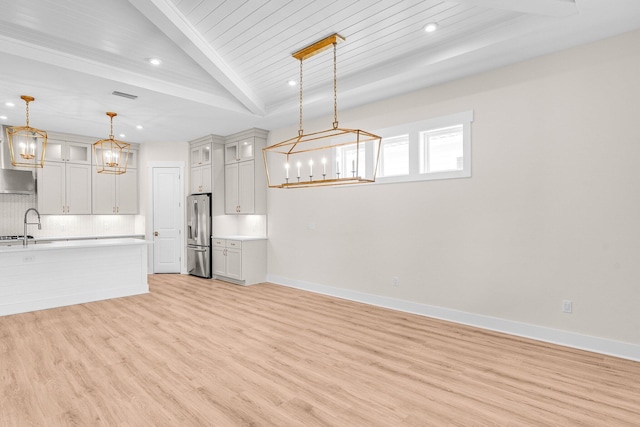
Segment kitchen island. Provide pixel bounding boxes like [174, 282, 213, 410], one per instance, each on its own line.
[0, 238, 149, 316]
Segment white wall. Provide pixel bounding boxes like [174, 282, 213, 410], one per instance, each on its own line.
[266, 29, 640, 349]
[138, 140, 189, 220]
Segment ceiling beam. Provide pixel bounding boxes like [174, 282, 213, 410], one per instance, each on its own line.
[0, 34, 247, 114]
[128, 0, 266, 116]
[453, 0, 578, 17]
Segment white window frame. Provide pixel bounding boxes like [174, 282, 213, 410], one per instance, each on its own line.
[373, 110, 473, 185]
[378, 134, 410, 178]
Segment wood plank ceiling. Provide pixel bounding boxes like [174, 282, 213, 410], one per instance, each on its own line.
[0, 0, 639, 142]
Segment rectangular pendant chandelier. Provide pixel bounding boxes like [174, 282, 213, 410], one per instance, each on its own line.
[262, 34, 382, 189]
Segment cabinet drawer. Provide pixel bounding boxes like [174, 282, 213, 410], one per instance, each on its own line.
[212, 239, 226, 247]
[227, 240, 242, 249]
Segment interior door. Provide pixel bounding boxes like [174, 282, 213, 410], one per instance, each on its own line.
[153, 167, 181, 273]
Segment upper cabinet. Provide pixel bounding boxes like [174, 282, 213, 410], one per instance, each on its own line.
[191, 143, 212, 167]
[223, 129, 268, 215]
[45, 139, 92, 165]
[37, 137, 92, 214]
[225, 138, 254, 164]
[92, 145, 139, 215]
[189, 135, 223, 195]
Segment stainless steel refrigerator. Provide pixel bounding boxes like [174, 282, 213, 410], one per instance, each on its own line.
[187, 193, 212, 278]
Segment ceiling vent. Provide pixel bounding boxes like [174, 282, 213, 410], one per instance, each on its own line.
[111, 91, 138, 100]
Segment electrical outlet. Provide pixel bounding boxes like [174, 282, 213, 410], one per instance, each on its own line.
[562, 300, 572, 314]
[392, 276, 399, 287]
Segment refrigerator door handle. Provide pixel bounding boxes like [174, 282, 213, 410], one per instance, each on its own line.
[193, 199, 198, 239]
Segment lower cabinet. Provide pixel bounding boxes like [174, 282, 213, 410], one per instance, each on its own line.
[212, 238, 266, 285]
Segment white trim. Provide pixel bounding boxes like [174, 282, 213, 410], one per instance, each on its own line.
[267, 274, 640, 362]
[147, 161, 186, 274]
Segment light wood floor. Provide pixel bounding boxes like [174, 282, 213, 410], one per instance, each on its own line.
[1, 274, 639, 426]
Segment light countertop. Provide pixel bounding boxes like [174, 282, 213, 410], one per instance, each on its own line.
[0, 237, 150, 253]
[212, 235, 267, 241]
[32, 234, 145, 242]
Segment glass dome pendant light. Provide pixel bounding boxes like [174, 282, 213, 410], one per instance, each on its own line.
[262, 33, 382, 188]
[93, 112, 130, 175]
[5, 95, 48, 168]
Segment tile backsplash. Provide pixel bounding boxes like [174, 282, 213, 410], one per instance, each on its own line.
[0, 194, 142, 237]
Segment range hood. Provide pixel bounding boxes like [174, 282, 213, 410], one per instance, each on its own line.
[0, 126, 36, 195]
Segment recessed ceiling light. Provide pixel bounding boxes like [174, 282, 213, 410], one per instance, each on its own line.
[0, 115, 7, 120]
[119, 133, 126, 138]
[424, 22, 438, 33]
[5, 102, 14, 107]
[288, 80, 296, 87]
[148, 58, 162, 66]
[136, 125, 143, 130]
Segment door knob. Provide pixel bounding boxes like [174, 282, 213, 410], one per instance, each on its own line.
[154, 231, 158, 237]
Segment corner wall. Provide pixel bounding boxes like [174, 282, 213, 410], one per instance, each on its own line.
[265, 29, 640, 357]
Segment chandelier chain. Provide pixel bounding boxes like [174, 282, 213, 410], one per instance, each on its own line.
[25, 99, 30, 127]
[298, 59, 304, 135]
[333, 42, 338, 129]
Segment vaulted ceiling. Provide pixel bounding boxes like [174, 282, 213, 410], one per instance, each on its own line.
[0, 0, 639, 143]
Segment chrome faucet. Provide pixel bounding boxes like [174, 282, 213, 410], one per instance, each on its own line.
[23, 208, 41, 246]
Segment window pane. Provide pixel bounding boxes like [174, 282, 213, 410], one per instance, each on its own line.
[336, 144, 365, 178]
[379, 135, 409, 177]
[422, 125, 463, 173]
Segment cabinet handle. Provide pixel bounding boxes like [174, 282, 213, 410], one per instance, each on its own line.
[116, 206, 119, 214]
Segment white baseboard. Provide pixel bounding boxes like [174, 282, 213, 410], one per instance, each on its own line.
[267, 274, 640, 362]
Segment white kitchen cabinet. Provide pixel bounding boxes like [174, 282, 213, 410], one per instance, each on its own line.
[45, 139, 92, 165]
[190, 142, 211, 167]
[224, 161, 255, 214]
[224, 138, 254, 165]
[212, 238, 266, 285]
[92, 149, 138, 214]
[37, 140, 92, 214]
[189, 136, 220, 195]
[115, 168, 139, 214]
[223, 129, 267, 215]
[190, 164, 212, 194]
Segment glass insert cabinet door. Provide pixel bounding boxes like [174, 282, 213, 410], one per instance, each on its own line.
[225, 139, 254, 164]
